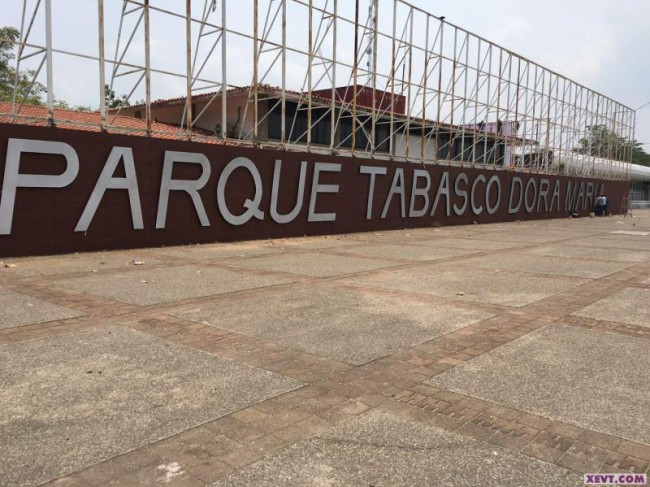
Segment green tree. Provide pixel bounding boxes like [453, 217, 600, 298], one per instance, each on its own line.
[574, 124, 650, 167]
[630, 140, 650, 167]
[0, 26, 45, 104]
[105, 84, 129, 109]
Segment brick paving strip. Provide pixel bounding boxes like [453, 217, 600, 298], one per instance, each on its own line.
[0, 215, 648, 485]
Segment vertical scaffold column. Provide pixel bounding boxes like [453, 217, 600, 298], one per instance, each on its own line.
[144, 0, 152, 135]
[45, 0, 54, 125]
[222, 0, 228, 142]
[185, 0, 193, 139]
[253, 0, 259, 145]
[98, 0, 106, 130]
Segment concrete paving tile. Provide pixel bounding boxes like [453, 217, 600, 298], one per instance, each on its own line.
[409, 237, 527, 251]
[159, 241, 286, 260]
[0, 251, 159, 277]
[56, 265, 295, 306]
[428, 324, 650, 444]
[280, 237, 368, 250]
[348, 264, 587, 307]
[186, 458, 234, 483]
[477, 232, 574, 244]
[556, 454, 602, 475]
[212, 410, 581, 486]
[527, 245, 650, 263]
[0, 326, 302, 487]
[572, 288, 650, 328]
[572, 235, 650, 252]
[178, 287, 493, 365]
[128, 463, 205, 486]
[0, 288, 83, 330]
[453, 252, 633, 279]
[346, 230, 434, 243]
[229, 252, 402, 278]
[329, 242, 478, 261]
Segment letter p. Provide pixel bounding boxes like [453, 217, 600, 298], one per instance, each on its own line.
[0, 138, 79, 235]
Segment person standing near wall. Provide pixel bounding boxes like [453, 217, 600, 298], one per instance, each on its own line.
[595, 194, 605, 216]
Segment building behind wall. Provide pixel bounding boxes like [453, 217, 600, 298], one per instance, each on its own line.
[116, 84, 539, 169]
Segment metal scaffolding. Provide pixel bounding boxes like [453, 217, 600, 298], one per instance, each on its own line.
[3, 0, 636, 180]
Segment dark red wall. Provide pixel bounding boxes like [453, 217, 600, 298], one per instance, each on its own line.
[0, 123, 627, 257]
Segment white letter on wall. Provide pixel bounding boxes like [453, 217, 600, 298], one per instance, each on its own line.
[470, 175, 486, 215]
[75, 147, 143, 232]
[217, 157, 265, 226]
[508, 177, 524, 214]
[381, 168, 406, 219]
[430, 172, 450, 217]
[270, 160, 307, 224]
[550, 180, 561, 211]
[308, 162, 341, 222]
[453, 173, 469, 216]
[409, 169, 431, 218]
[156, 151, 211, 229]
[0, 138, 79, 235]
[485, 175, 501, 215]
[360, 165, 387, 220]
[524, 178, 538, 214]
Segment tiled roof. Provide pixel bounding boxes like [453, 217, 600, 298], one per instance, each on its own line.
[0, 102, 223, 143]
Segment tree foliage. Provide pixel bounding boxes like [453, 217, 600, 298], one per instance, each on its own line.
[631, 141, 650, 167]
[574, 124, 650, 167]
[0, 26, 46, 104]
[105, 84, 129, 109]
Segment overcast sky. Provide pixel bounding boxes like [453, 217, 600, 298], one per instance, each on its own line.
[3, 0, 649, 150]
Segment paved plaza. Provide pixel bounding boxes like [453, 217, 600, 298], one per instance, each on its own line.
[0, 212, 649, 486]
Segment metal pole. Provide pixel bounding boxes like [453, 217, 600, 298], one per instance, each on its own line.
[185, 0, 193, 139]
[545, 73, 553, 172]
[520, 61, 531, 171]
[45, 0, 54, 125]
[307, 0, 313, 148]
[513, 57, 521, 169]
[460, 32, 469, 165]
[98, 0, 106, 130]
[144, 0, 152, 135]
[330, 0, 337, 152]
[557, 78, 567, 175]
[493, 48, 502, 168]
[447, 27, 458, 163]
[281, 0, 286, 145]
[253, 0, 259, 144]
[626, 110, 636, 181]
[352, 0, 360, 154]
[222, 0, 227, 141]
[405, 8, 413, 161]
[421, 15, 429, 163]
[484, 45, 493, 163]
[530, 65, 544, 172]
[435, 20, 444, 163]
[389, 0, 397, 158]
[371, 0, 378, 155]
[471, 37, 480, 165]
